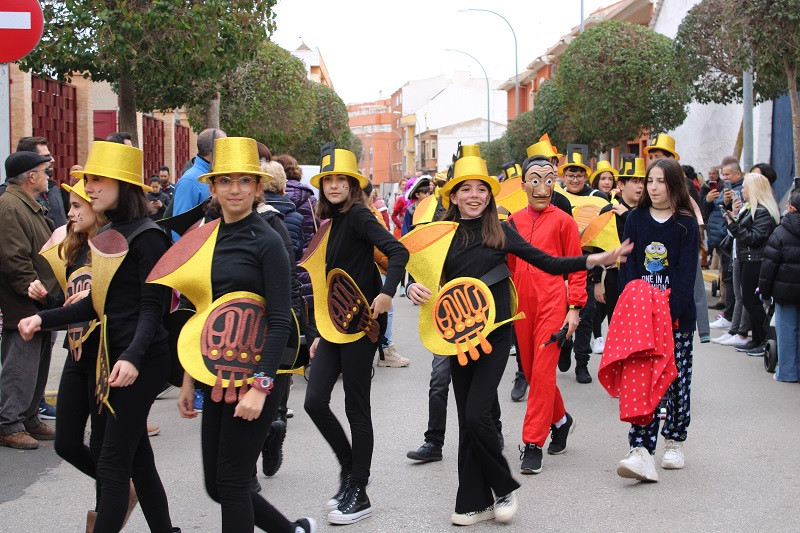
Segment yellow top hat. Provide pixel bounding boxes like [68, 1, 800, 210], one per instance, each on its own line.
[558, 144, 592, 176]
[526, 133, 563, 159]
[439, 144, 500, 209]
[501, 161, 522, 181]
[61, 179, 91, 204]
[618, 154, 647, 179]
[643, 133, 680, 160]
[310, 142, 369, 189]
[590, 160, 619, 181]
[198, 137, 272, 184]
[71, 141, 153, 192]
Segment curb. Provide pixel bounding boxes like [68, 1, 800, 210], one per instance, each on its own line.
[44, 389, 58, 406]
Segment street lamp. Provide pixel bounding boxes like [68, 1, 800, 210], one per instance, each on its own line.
[459, 8, 518, 119]
[445, 48, 491, 143]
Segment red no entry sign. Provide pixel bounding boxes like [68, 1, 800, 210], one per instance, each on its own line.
[0, 0, 44, 63]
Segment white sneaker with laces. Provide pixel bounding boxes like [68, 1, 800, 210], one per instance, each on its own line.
[593, 337, 605, 354]
[711, 333, 732, 344]
[710, 317, 732, 329]
[616, 447, 658, 482]
[450, 506, 494, 526]
[494, 491, 518, 523]
[661, 439, 685, 469]
[720, 335, 748, 347]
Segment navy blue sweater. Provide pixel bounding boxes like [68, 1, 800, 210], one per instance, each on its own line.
[619, 208, 698, 332]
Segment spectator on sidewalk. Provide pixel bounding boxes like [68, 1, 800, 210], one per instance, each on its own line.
[146, 176, 170, 220]
[759, 192, 800, 382]
[0, 151, 60, 450]
[16, 136, 68, 228]
[157, 166, 175, 202]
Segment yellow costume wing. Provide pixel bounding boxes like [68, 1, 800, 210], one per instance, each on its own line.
[496, 177, 528, 216]
[39, 224, 68, 293]
[557, 184, 620, 251]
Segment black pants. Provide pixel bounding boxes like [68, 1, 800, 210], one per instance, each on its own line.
[54, 345, 105, 509]
[593, 268, 620, 337]
[94, 349, 172, 533]
[573, 282, 596, 366]
[304, 336, 375, 486]
[740, 261, 768, 344]
[721, 250, 735, 321]
[201, 378, 293, 533]
[425, 354, 501, 447]
[450, 325, 520, 514]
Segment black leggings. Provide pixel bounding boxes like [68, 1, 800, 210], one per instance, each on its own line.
[740, 261, 768, 344]
[93, 350, 173, 533]
[54, 346, 105, 509]
[201, 378, 293, 533]
[451, 325, 520, 514]
[592, 269, 619, 337]
[304, 336, 376, 486]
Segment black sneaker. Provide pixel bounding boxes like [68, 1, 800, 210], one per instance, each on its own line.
[510, 371, 528, 402]
[575, 365, 592, 384]
[547, 413, 575, 455]
[519, 443, 543, 474]
[293, 517, 317, 533]
[735, 340, 761, 353]
[558, 338, 573, 372]
[745, 342, 767, 357]
[262, 419, 287, 477]
[327, 483, 372, 525]
[325, 471, 350, 511]
[407, 442, 443, 462]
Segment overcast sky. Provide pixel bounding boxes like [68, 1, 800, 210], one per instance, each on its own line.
[271, 0, 614, 105]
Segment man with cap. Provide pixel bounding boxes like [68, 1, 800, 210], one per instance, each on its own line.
[0, 151, 61, 449]
[507, 154, 586, 474]
[16, 136, 68, 228]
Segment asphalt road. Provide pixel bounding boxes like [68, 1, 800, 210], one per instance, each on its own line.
[1, 294, 798, 532]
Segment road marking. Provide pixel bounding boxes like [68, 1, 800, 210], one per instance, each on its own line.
[0, 12, 32, 30]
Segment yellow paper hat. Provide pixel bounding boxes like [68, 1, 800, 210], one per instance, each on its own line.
[558, 144, 592, 176]
[310, 142, 369, 189]
[501, 161, 522, 181]
[526, 133, 562, 159]
[590, 160, 619, 181]
[643, 133, 680, 160]
[618, 154, 647, 179]
[439, 144, 500, 208]
[71, 141, 153, 192]
[198, 137, 272, 184]
[61, 179, 91, 204]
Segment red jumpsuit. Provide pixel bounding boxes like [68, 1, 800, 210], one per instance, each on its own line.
[508, 205, 587, 447]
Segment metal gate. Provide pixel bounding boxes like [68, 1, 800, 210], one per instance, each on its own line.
[31, 75, 77, 185]
[175, 123, 190, 180]
[142, 115, 164, 180]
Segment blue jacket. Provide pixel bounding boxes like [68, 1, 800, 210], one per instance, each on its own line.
[171, 156, 211, 241]
[703, 180, 743, 249]
[266, 192, 304, 262]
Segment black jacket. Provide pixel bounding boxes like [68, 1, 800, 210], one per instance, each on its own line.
[727, 205, 777, 262]
[265, 192, 304, 261]
[759, 212, 800, 305]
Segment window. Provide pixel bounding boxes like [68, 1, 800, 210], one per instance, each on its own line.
[432, 141, 437, 159]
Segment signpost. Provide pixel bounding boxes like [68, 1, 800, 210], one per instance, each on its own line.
[1, 0, 44, 179]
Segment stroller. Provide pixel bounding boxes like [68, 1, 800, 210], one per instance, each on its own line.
[763, 299, 778, 373]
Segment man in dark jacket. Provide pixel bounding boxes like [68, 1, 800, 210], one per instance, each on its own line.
[0, 152, 61, 450]
[262, 161, 305, 260]
[15, 137, 68, 228]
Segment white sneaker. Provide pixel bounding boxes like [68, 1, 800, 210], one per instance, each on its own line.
[450, 505, 494, 526]
[710, 317, 732, 329]
[377, 345, 410, 367]
[616, 447, 658, 482]
[711, 333, 732, 344]
[719, 335, 748, 347]
[661, 439, 685, 469]
[593, 337, 605, 354]
[494, 491, 518, 523]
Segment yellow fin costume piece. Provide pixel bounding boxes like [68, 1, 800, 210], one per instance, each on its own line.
[39, 225, 68, 293]
[400, 222, 524, 363]
[412, 194, 438, 226]
[556, 184, 620, 251]
[88, 229, 131, 416]
[496, 177, 528, 216]
[298, 221, 377, 344]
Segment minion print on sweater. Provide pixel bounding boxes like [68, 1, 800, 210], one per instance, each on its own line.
[643, 241, 670, 289]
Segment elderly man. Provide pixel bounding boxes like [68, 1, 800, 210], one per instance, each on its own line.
[0, 151, 61, 449]
[171, 128, 227, 227]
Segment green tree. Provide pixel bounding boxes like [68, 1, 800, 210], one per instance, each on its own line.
[478, 138, 510, 176]
[675, 0, 800, 178]
[19, 0, 276, 147]
[190, 42, 316, 156]
[531, 79, 570, 153]
[503, 110, 537, 164]
[293, 83, 353, 164]
[557, 20, 693, 153]
[349, 132, 363, 162]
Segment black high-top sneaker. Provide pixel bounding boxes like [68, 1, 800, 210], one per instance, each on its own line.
[327, 483, 372, 525]
[325, 471, 350, 511]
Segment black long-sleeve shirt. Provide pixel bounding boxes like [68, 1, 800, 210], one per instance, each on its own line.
[211, 212, 292, 378]
[40, 219, 171, 369]
[443, 218, 587, 322]
[325, 203, 409, 302]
